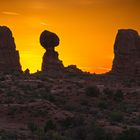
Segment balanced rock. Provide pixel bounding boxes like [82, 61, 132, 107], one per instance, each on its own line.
[0, 26, 22, 73]
[40, 30, 64, 72]
[111, 29, 140, 76]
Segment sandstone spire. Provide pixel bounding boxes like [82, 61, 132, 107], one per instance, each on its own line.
[111, 29, 140, 76]
[0, 26, 22, 73]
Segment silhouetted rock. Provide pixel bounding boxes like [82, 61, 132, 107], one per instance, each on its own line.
[24, 68, 30, 76]
[111, 29, 140, 77]
[66, 65, 83, 73]
[40, 30, 59, 50]
[0, 26, 22, 73]
[40, 30, 64, 73]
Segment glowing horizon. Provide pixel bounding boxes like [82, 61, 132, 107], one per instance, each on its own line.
[0, 0, 140, 73]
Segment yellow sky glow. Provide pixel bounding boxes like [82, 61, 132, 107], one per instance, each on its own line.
[0, 0, 140, 73]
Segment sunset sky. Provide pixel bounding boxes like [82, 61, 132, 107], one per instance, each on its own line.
[0, 0, 140, 73]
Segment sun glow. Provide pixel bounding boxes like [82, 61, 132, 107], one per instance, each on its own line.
[0, 0, 140, 73]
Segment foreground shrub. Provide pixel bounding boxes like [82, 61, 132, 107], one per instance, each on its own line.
[136, 115, 140, 125]
[60, 116, 84, 128]
[110, 111, 124, 122]
[42, 93, 55, 102]
[114, 90, 124, 101]
[116, 128, 140, 140]
[44, 120, 56, 132]
[97, 100, 109, 109]
[60, 117, 74, 128]
[46, 131, 68, 140]
[103, 88, 113, 97]
[73, 127, 87, 140]
[0, 130, 17, 140]
[87, 125, 113, 140]
[27, 122, 38, 133]
[85, 86, 100, 97]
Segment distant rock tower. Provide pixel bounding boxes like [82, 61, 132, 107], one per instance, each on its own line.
[111, 29, 140, 76]
[40, 30, 64, 72]
[0, 26, 22, 73]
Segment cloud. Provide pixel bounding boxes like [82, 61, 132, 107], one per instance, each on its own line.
[78, 0, 95, 5]
[2, 11, 20, 16]
[40, 22, 50, 26]
[73, 0, 106, 5]
[74, 0, 132, 5]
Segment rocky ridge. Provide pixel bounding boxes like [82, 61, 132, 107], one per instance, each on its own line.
[0, 26, 139, 139]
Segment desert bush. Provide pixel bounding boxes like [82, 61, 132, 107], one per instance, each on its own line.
[103, 88, 113, 97]
[85, 86, 100, 97]
[30, 109, 48, 117]
[12, 71, 21, 77]
[114, 90, 124, 101]
[60, 116, 84, 129]
[27, 122, 38, 133]
[97, 100, 109, 109]
[73, 115, 85, 126]
[0, 76, 5, 81]
[63, 102, 79, 111]
[0, 130, 17, 140]
[110, 111, 124, 122]
[80, 99, 89, 106]
[7, 107, 18, 116]
[73, 127, 87, 140]
[88, 128, 112, 140]
[46, 130, 68, 140]
[44, 120, 56, 132]
[86, 124, 113, 140]
[43, 92, 55, 102]
[35, 128, 46, 140]
[64, 121, 113, 140]
[33, 87, 55, 102]
[115, 128, 140, 140]
[135, 115, 140, 125]
[116, 102, 128, 112]
[6, 91, 14, 97]
[3, 97, 13, 104]
[131, 91, 139, 96]
[60, 117, 76, 128]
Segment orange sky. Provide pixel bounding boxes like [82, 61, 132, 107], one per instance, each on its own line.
[0, 0, 140, 73]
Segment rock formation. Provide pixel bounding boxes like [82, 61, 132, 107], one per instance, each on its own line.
[0, 26, 22, 73]
[111, 29, 140, 76]
[40, 30, 64, 73]
[66, 65, 83, 74]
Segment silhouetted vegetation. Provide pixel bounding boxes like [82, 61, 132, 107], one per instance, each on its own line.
[98, 100, 110, 109]
[87, 126, 113, 140]
[85, 86, 100, 97]
[103, 88, 113, 97]
[27, 122, 38, 133]
[116, 128, 140, 140]
[60, 116, 84, 128]
[44, 120, 56, 132]
[114, 90, 124, 101]
[110, 111, 124, 122]
[46, 130, 68, 140]
[0, 130, 17, 140]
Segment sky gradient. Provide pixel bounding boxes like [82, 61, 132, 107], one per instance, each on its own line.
[0, 0, 140, 73]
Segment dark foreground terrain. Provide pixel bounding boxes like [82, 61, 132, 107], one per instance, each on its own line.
[0, 71, 139, 140]
[0, 26, 140, 139]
